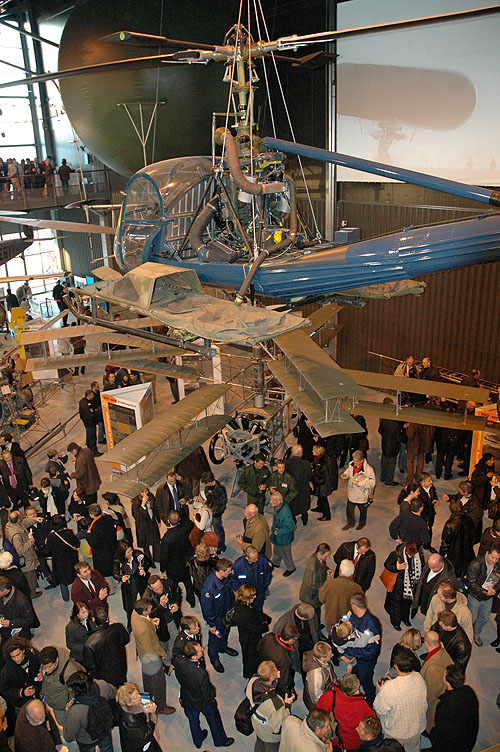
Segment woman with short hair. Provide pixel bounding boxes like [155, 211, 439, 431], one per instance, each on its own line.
[117, 681, 163, 752]
[230, 584, 271, 678]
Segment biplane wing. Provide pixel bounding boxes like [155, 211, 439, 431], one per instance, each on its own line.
[101, 383, 228, 467]
[271, 328, 365, 437]
[342, 399, 488, 432]
[344, 370, 490, 405]
[25, 351, 197, 380]
[19, 317, 163, 345]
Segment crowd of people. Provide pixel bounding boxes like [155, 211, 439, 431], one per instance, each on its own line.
[0, 156, 74, 198]
[0, 352, 497, 752]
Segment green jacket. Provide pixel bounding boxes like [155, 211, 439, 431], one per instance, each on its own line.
[299, 553, 329, 610]
[270, 503, 296, 546]
[239, 463, 270, 503]
[268, 470, 297, 506]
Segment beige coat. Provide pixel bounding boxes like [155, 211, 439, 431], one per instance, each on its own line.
[4, 520, 38, 572]
[278, 715, 327, 752]
[240, 513, 272, 559]
[71, 446, 101, 496]
[423, 591, 473, 642]
[318, 575, 363, 633]
[131, 609, 166, 661]
[420, 646, 452, 732]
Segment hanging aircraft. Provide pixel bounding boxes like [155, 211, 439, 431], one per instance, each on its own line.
[2, 3, 499, 492]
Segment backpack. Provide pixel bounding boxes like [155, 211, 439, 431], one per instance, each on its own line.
[233, 689, 280, 736]
[84, 696, 115, 741]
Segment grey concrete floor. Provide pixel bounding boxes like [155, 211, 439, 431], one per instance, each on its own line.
[21, 371, 500, 751]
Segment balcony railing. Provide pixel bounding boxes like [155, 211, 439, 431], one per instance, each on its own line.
[0, 169, 111, 211]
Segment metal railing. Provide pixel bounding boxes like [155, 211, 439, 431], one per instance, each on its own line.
[0, 169, 111, 211]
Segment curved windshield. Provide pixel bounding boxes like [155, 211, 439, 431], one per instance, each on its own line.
[115, 175, 162, 270]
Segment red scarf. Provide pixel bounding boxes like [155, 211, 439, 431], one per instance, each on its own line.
[276, 634, 295, 651]
[423, 645, 441, 665]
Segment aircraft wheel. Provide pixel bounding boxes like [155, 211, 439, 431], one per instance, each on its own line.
[209, 433, 225, 464]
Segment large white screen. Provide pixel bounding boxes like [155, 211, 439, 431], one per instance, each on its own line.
[336, 0, 500, 183]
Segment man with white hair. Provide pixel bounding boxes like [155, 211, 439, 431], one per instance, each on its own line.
[341, 450, 376, 531]
[235, 503, 272, 559]
[318, 559, 363, 634]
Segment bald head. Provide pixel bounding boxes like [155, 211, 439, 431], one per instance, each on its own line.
[428, 554, 444, 573]
[291, 445, 303, 457]
[424, 630, 440, 649]
[26, 699, 45, 726]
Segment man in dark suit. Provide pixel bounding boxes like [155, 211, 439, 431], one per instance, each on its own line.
[333, 537, 376, 592]
[378, 399, 402, 486]
[0, 449, 33, 508]
[160, 510, 195, 607]
[78, 389, 100, 456]
[155, 470, 189, 525]
[86, 504, 116, 577]
[0, 431, 27, 461]
[0, 576, 38, 640]
[285, 444, 313, 525]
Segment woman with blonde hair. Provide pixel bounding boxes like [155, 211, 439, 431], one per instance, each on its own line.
[117, 681, 163, 752]
[390, 627, 422, 673]
[230, 584, 271, 678]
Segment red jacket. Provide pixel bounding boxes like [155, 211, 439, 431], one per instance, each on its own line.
[317, 686, 375, 750]
[70, 569, 109, 611]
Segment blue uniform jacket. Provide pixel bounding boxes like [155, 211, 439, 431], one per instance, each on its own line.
[201, 571, 235, 629]
[270, 503, 296, 546]
[344, 608, 382, 661]
[230, 554, 273, 594]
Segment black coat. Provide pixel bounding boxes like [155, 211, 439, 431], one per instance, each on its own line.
[231, 602, 271, 678]
[294, 415, 318, 462]
[430, 685, 479, 752]
[384, 544, 424, 626]
[113, 551, 152, 620]
[311, 453, 336, 497]
[0, 568, 31, 599]
[418, 484, 439, 528]
[378, 418, 402, 457]
[174, 655, 216, 710]
[65, 617, 97, 664]
[471, 459, 493, 510]
[0, 587, 39, 641]
[160, 521, 194, 582]
[389, 511, 430, 548]
[0, 648, 41, 708]
[439, 514, 475, 578]
[0, 456, 32, 499]
[86, 514, 117, 577]
[431, 622, 471, 671]
[45, 527, 80, 585]
[188, 556, 217, 600]
[118, 707, 162, 752]
[142, 578, 181, 643]
[412, 558, 460, 617]
[285, 455, 313, 516]
[333, 541, 376, 592]
[389, 644, 420, 672]
[132, 499, 161, 559]
[83, 622, 130, 687]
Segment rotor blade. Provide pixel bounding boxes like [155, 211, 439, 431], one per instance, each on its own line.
[99, 30, 219, 52]
[271, 5, 500, 50]
[0, 50, 208, 91]
[0, 273, 66, 283]
[0, 216, 116, 234]
[262, 137, 500, 207]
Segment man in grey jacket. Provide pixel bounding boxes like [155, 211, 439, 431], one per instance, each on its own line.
[64, 671, 116, 752]
[40, 645, 83, 725]
[466, 542, 500, 646]
[246, 660, 294, 752]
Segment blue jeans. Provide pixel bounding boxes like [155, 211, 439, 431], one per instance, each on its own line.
[60, 583, 69, 601]
[212, 515, 226, 552]
[207, 624, 229, 663]
[468, 594, 492, 637]
[77, 733, 113, 752]
[184, 701, 229, 747]
[97, 420, 105, 443]
[398, 444, 407, 474]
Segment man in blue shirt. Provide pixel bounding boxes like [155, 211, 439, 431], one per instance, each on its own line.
[343, 592, 381, 705]
[201, 558, 238, 673]
[230, 546, 273, 610]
